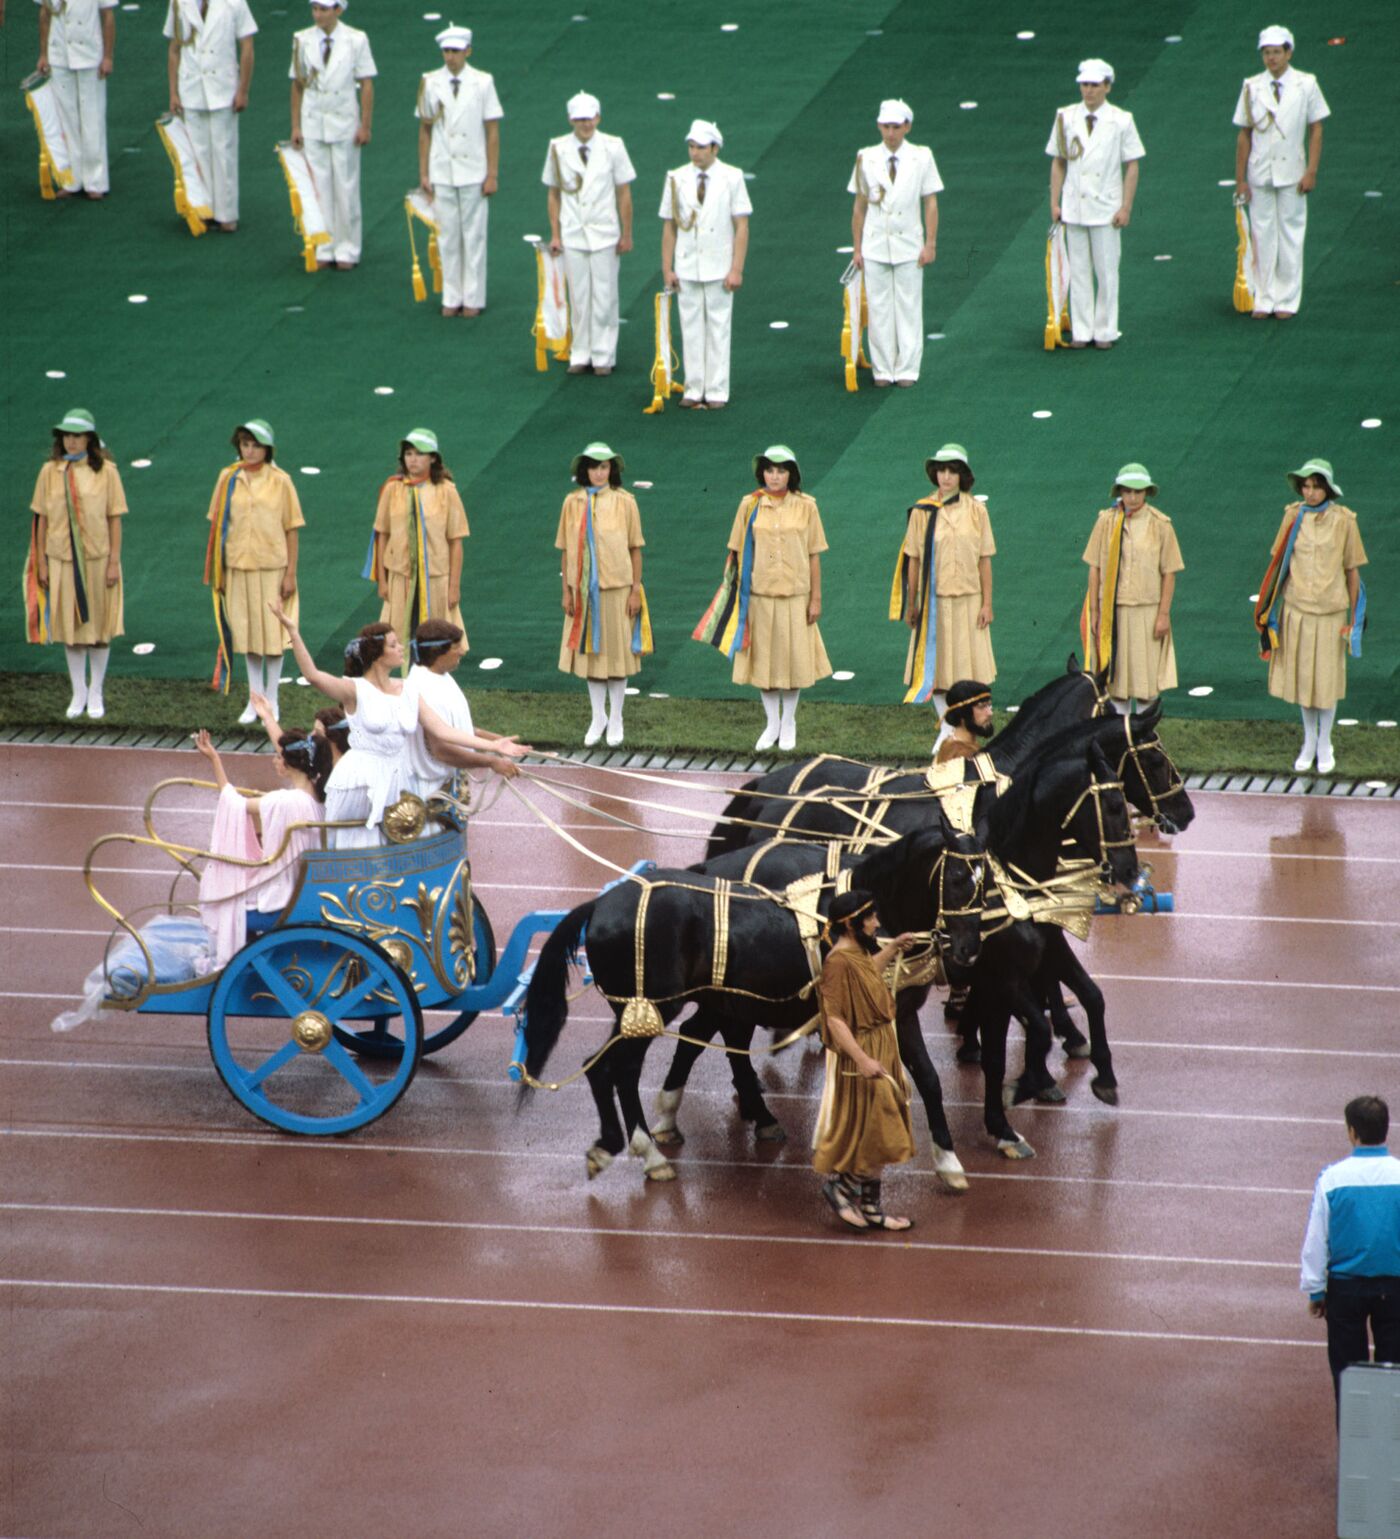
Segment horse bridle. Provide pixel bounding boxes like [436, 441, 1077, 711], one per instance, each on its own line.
[1115, 715, 1187, 827]
[1059, 771, 1137, 865]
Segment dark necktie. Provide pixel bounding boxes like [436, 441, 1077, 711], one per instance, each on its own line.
[1273, 81, 1282, 103]
[889, 154, 897, 181]
[451, 77, 460, 97]
[579, 144, 589, 165]
[1086, 113, 1096, 135]
[697, 170, 707, 204]
[322, 35, 332, 64]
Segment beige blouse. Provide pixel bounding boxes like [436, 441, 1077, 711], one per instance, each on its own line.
[727, 491, 828, 597]
[374, 478, 469, 578]
[31, 460, 128, 560]
[1270, 502, 1367, 615]
[1082, 505, 1184, 608]
[556, 488, 644, 590]
[206, 464, 305, 571]
[904, 493, 995, 598]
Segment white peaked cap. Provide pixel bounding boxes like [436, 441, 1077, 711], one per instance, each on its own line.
[310, 0, 346, 10]
[1257, 25, 1295, 48]
[435, 23, 471, 48]
[1076, 58, 1114, 83]
[877, 98, 913, 124]
[567, 90, 601, 119]
[685, 119, 723, 147]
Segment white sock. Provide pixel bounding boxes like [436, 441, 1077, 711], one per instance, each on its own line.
[87, 646, 110, 692]
[779, 689, 799, 726]
[65, 646, 88, 700]
[1299, 707, 1319, 754]
[587, 679, 607, 727]
[756, 691, 781, 750]
[245, 655, 266, 699]
[931, 691, 950, 750]
[606, 678, 626, 729]
[1109, 696, 1128, 715]
[1317, 706, 1336, 757]
[263, 653, 284, 709]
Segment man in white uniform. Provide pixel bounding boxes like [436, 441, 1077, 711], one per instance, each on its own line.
[165, 0, 257, 231]
[1046, 59, 1144, 349]
[659, 120, 751, 410]
[36, 0, 117, 198]
[289, 0, 375, 270]
[1233, 25, 1329, 319]
[543, 91, 635, 374]
[848, 98, 942, 387]
[417, 23, 503, 316]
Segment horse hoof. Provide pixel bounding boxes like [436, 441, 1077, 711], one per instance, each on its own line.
[997, 1137, 1036, 1161]
[1064, 1042, 1092, 1061]
[653, 1125, 685, 1147]
[586, 1145, 615, 1179]
[956, 1045, 982, 1065]
[932, 1146, 969, 1191]
[755, 1121, 787, 1144]
[645, 1161, 677, 1183]
[1035, 1084, 1067, 1105]
[1092, 1081, 1120, 1106]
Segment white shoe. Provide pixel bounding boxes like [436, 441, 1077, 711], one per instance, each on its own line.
[778, 722, 796, 751]
[237, 702, 257, 726]
[65, 690, 87, 720]
[584, 719, 606, 747]
[86, 693, 105, 721]
[1316, 746, 1336, 776]
[1293, 746, 1316, 773]
[755, 724, 779, 751]
[605, 722, 624, 748]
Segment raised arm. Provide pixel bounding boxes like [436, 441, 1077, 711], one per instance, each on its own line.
[266, 601, 356, 705]
[418, 697, 529, 758]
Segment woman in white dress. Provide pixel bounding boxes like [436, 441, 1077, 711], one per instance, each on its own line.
[267, 604, 523, 848]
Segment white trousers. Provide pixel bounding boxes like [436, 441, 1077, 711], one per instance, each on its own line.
[185, 106, 239, 224]
[1249, 183, 1308, 314]
[863, 258, 924, 382]
[564, 246, 620, 367]
[677, 279, 734, 404]
[305, 137, 362, 265]
[432, 183, 488, 310]
[1065, 223, 1122, 343]
[49, 66, 109, 194]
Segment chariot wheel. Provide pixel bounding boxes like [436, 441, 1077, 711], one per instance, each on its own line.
[333, 898, 497, 1060]
[207, 924, 422, 1135]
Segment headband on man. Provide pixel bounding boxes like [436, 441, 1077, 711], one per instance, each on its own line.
[410, 635, 455, 665]
[820, 896, 875, 945]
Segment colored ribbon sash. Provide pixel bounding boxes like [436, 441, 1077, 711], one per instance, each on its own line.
[407, 481, 431, 633]
[691, 494, 759, 656]
[61, 459, 93, 628]
[890, 496, 942, 705]
[566, 492, 651, 656]
[1253, 507, 1309, 659]
[1079, 503, 1125, 676]
[203, 463, 242, 693]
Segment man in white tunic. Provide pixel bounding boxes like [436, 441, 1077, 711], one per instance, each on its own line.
[543, 91, 635, 374]
[417, 23, 503, 316]
[848, 98, 942, 387]
[659, 119, 751, 410]
[289, 0, 376, 269]
[36, 0, 117, 198]
[1046, 59, 1144, 349]
[1233, 25, 1329, 319]
[165, 0, 257, 230]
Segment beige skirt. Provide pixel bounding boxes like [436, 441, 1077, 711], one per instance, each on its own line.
[731, 592, 832, 690]
[905, 591, 996, 691]
[379, 572, 467, 650]
[558, 584, 641, 679]
[1268, 602, 1348, 710]
[44, 557, 124, 645]
[812, 1021, 915, 1176]
[1107, 603, 1177, 701]
[225, 567, 298, 654]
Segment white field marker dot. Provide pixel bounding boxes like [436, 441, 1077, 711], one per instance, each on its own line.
[836, 245, 854, 254]
[285, 304, 305, 313]
[867, 29, 883, 36]
[618, 317, 629, 324]
[1361, 418, 1382, 428]
[130, 459, 152, 468]
[633, 480, 654, 489]
[648, 692, 669, 699]
[743, 172, 756, 180]
[624, 687, 640, 696]
[278, 678, 294, 688]
[1164, 34, 1182, 42]
[295, 676, 310, 686]
[974, 493, 988, 502]
[1016, 31, 1035, 40]
[123, 147, 142, 154]
[657, 93, 676, 101]
[1366, 780, 1390, 789]
[1377, 720, 1397, 729]
[128, 295, 148, 304]
[927, 332, 946, 341]
[1005, 705, 1019, 714]
[1364, 190, 1382, 198]
[1338, 718, 1359, 727]
[522, 233, 542, 244]
[1154, 254, 1173, 261]
[131, 643, 155, 655]
[1249, 593, 1260, 603]
[1217, 179, 1235, 187]
[422, 11, 441, 18]
[1032, 409, 1052, 419]
[1187, 686, 1214, 697]
[831, 671, 855, 681]
[478, 658, 503, 671]
[373, 386, 394, 395]
[960, 102, 979, 110]
[769, 321, 789, 330]
[46, 370, 66, 379]
[299, 466, 321, 476]
[572, 12, 588, 19]
[720, 22, 739, 31]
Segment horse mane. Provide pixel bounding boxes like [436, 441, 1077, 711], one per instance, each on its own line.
[987, 664, 1089, 754]
[987, 715, 1115, 849]
[851, 826, 939, 891]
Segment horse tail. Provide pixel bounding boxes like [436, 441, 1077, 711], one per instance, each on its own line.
[703, 779, 760, 863]
[523, 900, 595, 1078]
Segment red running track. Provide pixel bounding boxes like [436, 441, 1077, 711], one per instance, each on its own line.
[2, 742, 1398, 1538]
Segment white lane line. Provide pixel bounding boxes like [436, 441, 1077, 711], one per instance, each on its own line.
[1139, 911, 1400, 929]
[1146, 847, 1400, 866]
[0, 1127, 1324, 1192]
[0, 1201, 1297, 1271]
[0, 1276, 1321, 1349]
[0, 870, 604, 895]
[1093, 972, 1400, 994]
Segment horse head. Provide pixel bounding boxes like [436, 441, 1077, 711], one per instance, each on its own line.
[934, 808, 986, 971]
[1077, 737, 1140, 889]
[1118, 699, 1195, 834]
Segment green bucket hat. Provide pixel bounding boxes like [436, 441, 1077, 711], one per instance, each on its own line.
[1287, 457, 1342, 498]
[924, 442, 974, 487]
[1112, 462, 1157, 495]
[236, 419, 276, 447]
[570, 440, 624, 478]
[403, 427, 439, 455]
[54, 408, 97, 434]
[752, 442, 799, 477]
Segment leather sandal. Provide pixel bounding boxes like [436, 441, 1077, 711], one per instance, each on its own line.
[821, 1174, 869, 1231]
[859, 1179, 913, 1232]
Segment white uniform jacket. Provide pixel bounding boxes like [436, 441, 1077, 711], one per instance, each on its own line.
[38, 0, 117, 70]
[848, 142, 943, 264]
[1233, 67, 1330, 188]
[289, 21, 376, 143]
[659, 160, 753, 282]
[542, 131, 637, 251]
[164, 0, 258, 112]
[1045, 101, 1145, 226]
[417, 63, 503, 187]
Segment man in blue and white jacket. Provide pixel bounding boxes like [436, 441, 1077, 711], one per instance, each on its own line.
[1300, 1095, 1400, 1413]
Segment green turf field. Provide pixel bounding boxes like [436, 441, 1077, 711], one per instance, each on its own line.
[3, 0, 1396, 727]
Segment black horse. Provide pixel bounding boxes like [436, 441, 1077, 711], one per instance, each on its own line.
[522, 823, 985, 1184]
